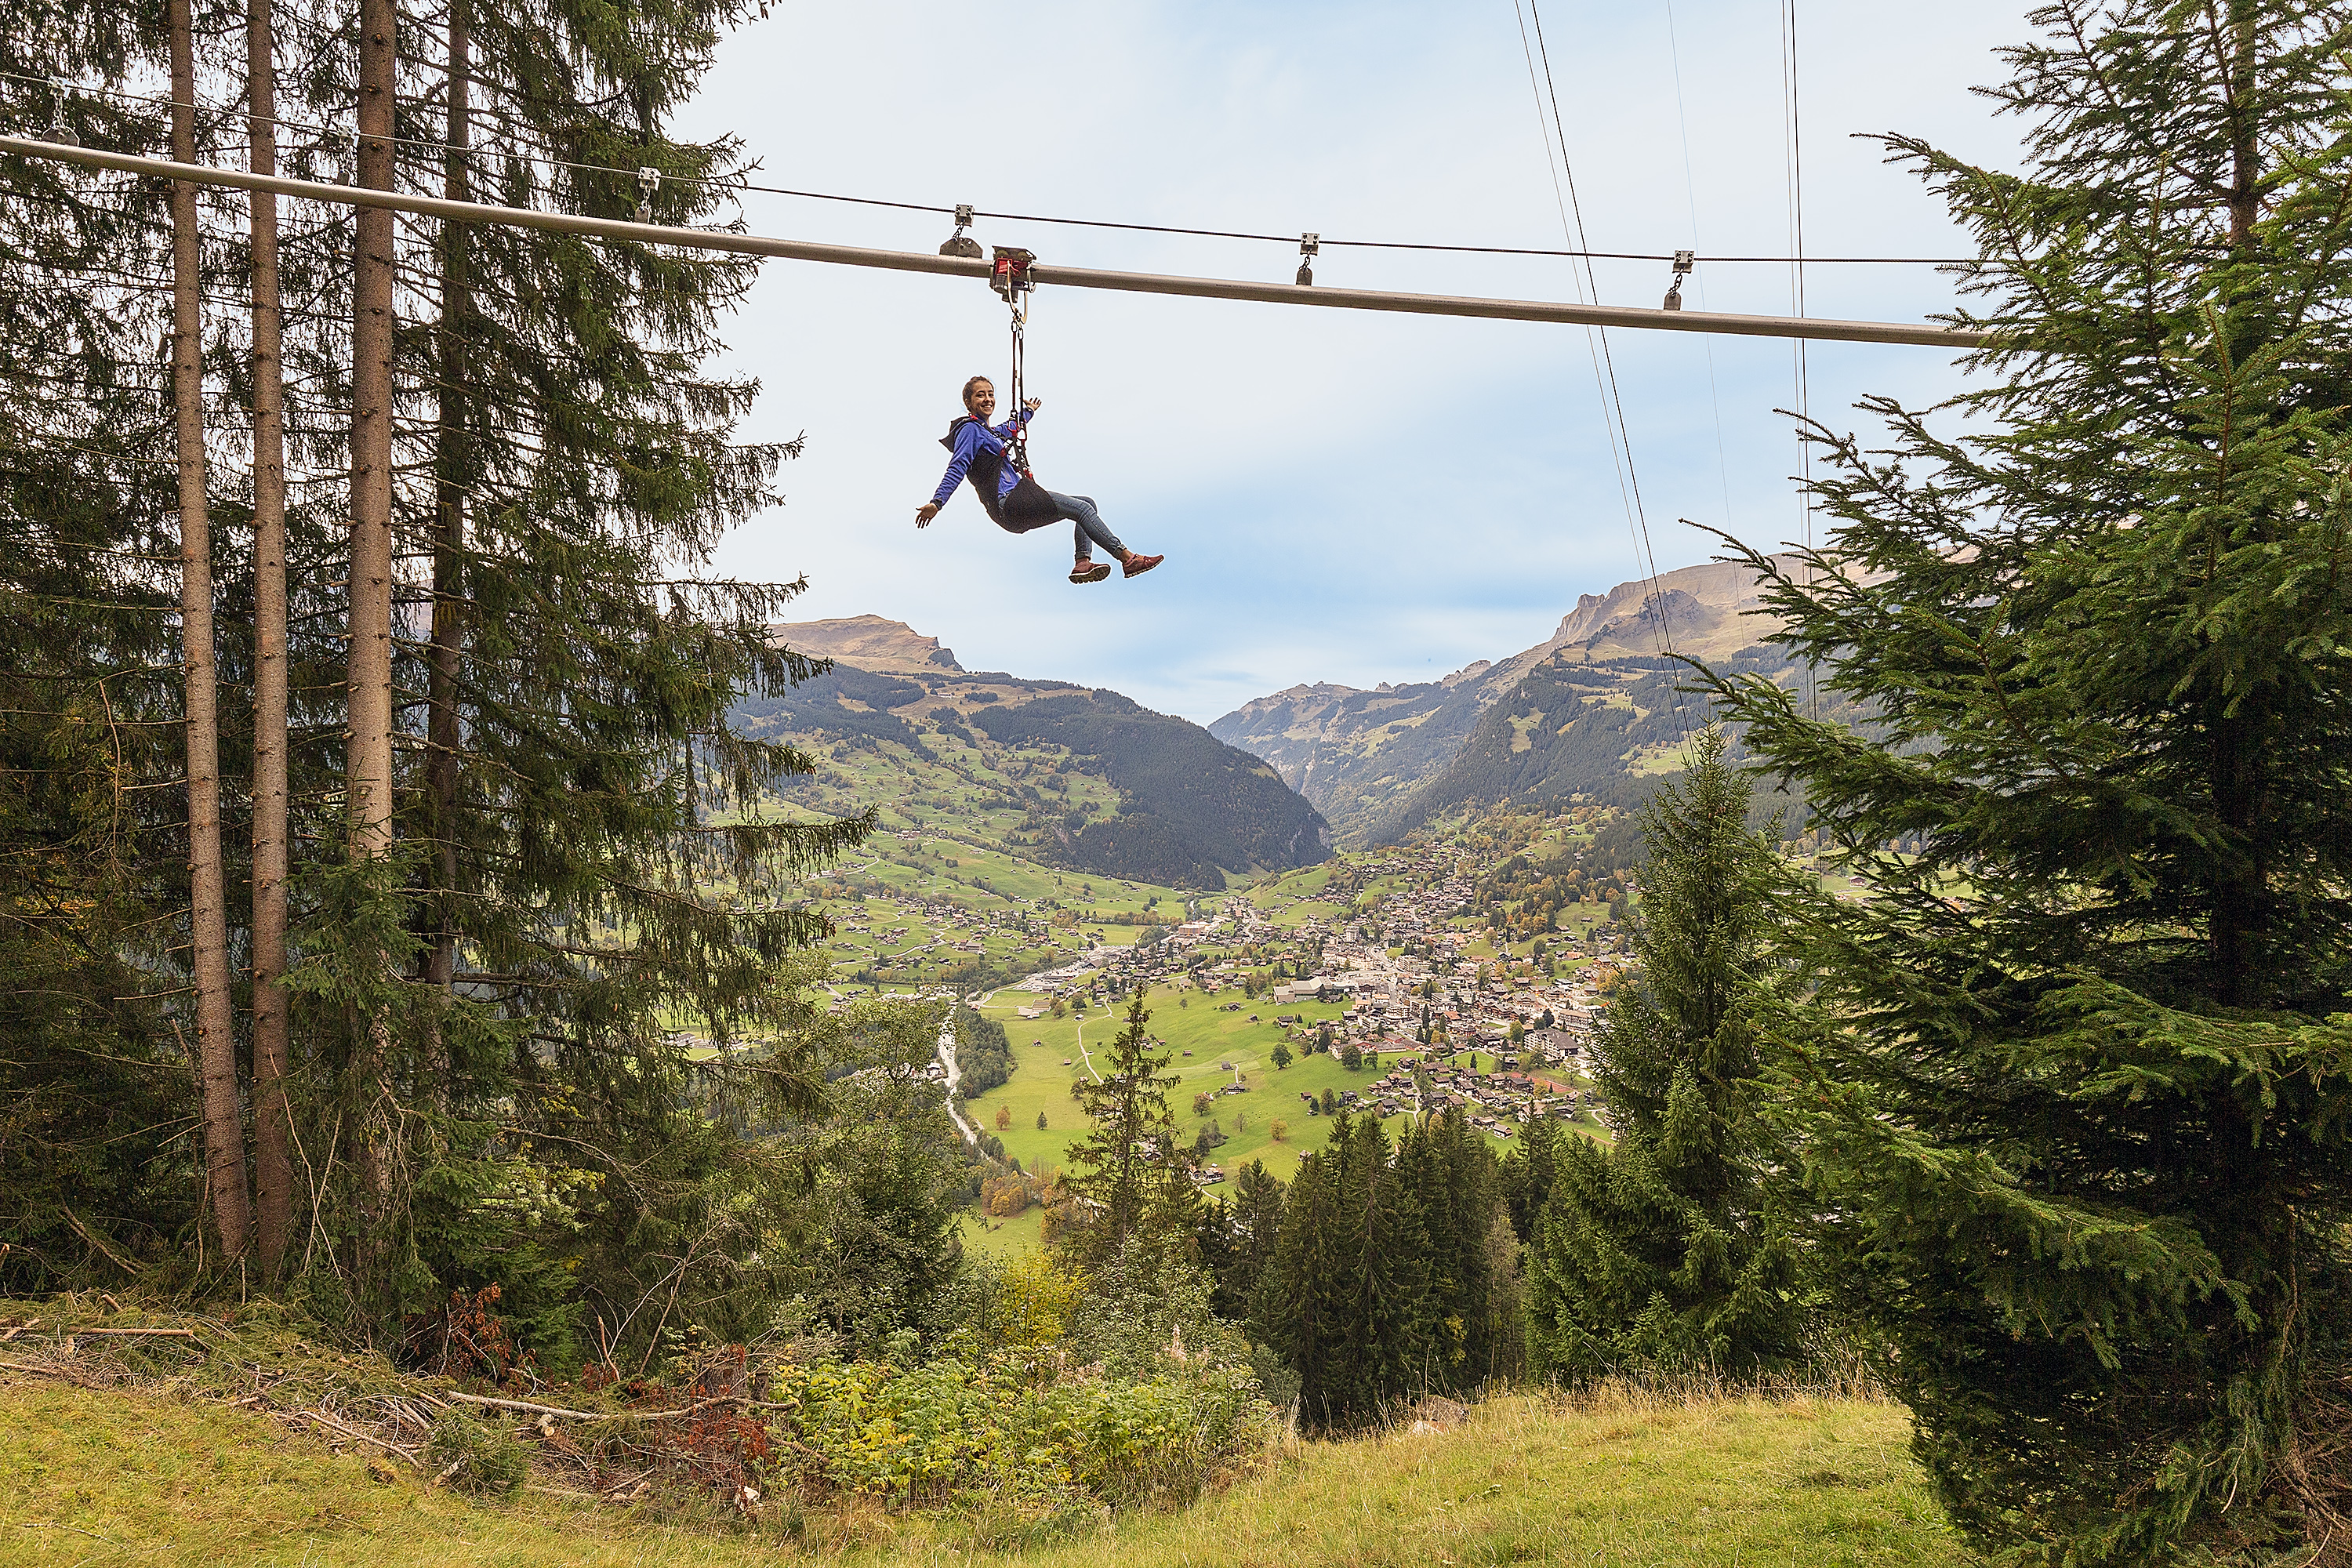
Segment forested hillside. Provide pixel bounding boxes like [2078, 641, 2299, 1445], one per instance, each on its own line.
[744, 617, 1330, 888]
[1367, 646, 1861, 843]
[971, 691, 1328, 880]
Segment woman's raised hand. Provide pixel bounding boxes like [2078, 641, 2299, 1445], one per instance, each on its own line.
[1024, 397, 1042, 412]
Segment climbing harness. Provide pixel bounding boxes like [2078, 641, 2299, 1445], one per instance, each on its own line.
[1296, 231, 1319, 286]
[1662, 249, 1693, 310]
[990, 245, 1037, 473]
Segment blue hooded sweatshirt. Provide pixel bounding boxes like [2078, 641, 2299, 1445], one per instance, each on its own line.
[930, 408, 1035, 509]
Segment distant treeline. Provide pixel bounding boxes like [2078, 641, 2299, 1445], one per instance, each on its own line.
[953, 1004, 1014, 1097]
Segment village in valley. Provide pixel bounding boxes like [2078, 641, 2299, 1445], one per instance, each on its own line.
[782, 807, 1646, 1252]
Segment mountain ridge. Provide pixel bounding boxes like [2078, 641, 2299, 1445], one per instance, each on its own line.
[1209, 557, 1802, 842]
[745, 617, 1330, 888]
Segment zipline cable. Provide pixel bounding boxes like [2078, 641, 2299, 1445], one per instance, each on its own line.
[1511, 0, 1643, 629]
[3, 69, 1978, 268]
[0, 135, 1988, 348]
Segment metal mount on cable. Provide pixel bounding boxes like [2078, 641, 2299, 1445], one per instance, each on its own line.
[1295, 232, 1319, 287]
[938, 202, 982, 259]
[633, 165, 660, 223]
[45, 80, 75, 147]
[1662, 249, 1694, 311]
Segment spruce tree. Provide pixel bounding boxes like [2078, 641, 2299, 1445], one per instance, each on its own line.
[271, 0, 863, 1333]
[1708, 5, 2352, 1557]
[1396, 1109, 1504, 1393]
[1524, 727, 1801, 1379]
[1259, 1112, 1436, 1430]
[1055, 993, 1194, 1271]
[0, 27, 198, 1283]
[1197, 1156, 1285, 1325]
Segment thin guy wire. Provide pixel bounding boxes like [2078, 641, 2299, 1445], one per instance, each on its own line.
[5, 69, 1973, 267]
[1663, 0, 1737, 539]
[1523, 0, 1691, 751]
[1781, 0, 1817, 722]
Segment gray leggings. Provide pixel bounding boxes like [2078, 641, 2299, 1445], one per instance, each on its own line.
[1044, 491, 1127, 561]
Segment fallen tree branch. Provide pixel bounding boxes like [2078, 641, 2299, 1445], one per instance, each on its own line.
[443, 1388, 749, 1424]
[54, 1327, 198, 1339]
[0, 1357, 78, 1382]
[300, 1409, 421, 1466]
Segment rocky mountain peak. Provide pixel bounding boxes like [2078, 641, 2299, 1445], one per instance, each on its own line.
[769, 614, 963, 674]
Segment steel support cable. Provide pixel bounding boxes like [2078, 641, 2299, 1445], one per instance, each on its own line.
[0, 136, 1988, 348]
[1523, 0, 1691, 748]
[1, 69, 1975, 268]
[1511, 0, 1642, 604]
[1781, 0, 1818, 722]
[1664, 0, 1738, 544]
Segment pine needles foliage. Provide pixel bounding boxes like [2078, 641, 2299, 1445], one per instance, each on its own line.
[1054, 995, 1197, 1274]
[1705, 4, 2352, 1559]
[1523, 727, 1802, 1382]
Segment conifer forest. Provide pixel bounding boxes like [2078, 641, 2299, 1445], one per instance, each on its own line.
[5, 2, 2352, 1564]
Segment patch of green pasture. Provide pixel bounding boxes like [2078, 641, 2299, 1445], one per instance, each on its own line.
[957, 1200, 1045, 1261]
[1269, 898, 1346, 930]
[968, 985, 1410, 1190]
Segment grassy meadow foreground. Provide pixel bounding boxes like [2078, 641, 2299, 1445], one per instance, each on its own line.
[0, 1375, 1959, 1568]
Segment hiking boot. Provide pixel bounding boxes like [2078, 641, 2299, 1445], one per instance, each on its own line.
[1069, 559, 1112, 584]
[1121, 552, 1164, 579]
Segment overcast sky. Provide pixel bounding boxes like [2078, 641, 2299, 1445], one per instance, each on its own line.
[677, 0, 2031, 723]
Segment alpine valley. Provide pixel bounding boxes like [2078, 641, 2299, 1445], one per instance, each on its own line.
[751, 557, 1835, 913]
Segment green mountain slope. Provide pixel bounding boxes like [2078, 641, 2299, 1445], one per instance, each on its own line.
[1210, 557, 1815, 844]
[740, 617, 1329, 890]
[1364, 647, 1833, 843]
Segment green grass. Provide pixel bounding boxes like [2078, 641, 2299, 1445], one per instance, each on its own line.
[0, 1376, 1963, 1567]
[958, 1200, 1047, 1260]
[967, 983, 1417, 1193]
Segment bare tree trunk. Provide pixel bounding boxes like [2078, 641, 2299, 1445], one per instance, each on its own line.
[420, 0, 472, 1108]
[247, 0, 295, 1280]
[172, 0, 252, 1263]
[348, 0, 400, 1258]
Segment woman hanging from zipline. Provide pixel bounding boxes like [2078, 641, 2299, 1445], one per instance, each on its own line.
[916, 375, 1163, 584]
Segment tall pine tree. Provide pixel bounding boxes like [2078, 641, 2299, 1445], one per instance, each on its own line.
[1259, 1112, 1436, 1431]
[1054, 994, 1194, 1272]
[1711, 4, 2352, 1558]
[1524, 727, 1802, 1379]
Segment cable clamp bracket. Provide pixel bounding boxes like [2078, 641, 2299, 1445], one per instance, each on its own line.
[940, 202, 982, 259]
[1662, 249, 1695, 311]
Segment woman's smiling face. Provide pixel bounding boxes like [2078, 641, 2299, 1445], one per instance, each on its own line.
[965, 379, 996, 420]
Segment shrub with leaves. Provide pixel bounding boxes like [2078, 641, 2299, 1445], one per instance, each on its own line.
[768, 1353, 1273, 1513]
